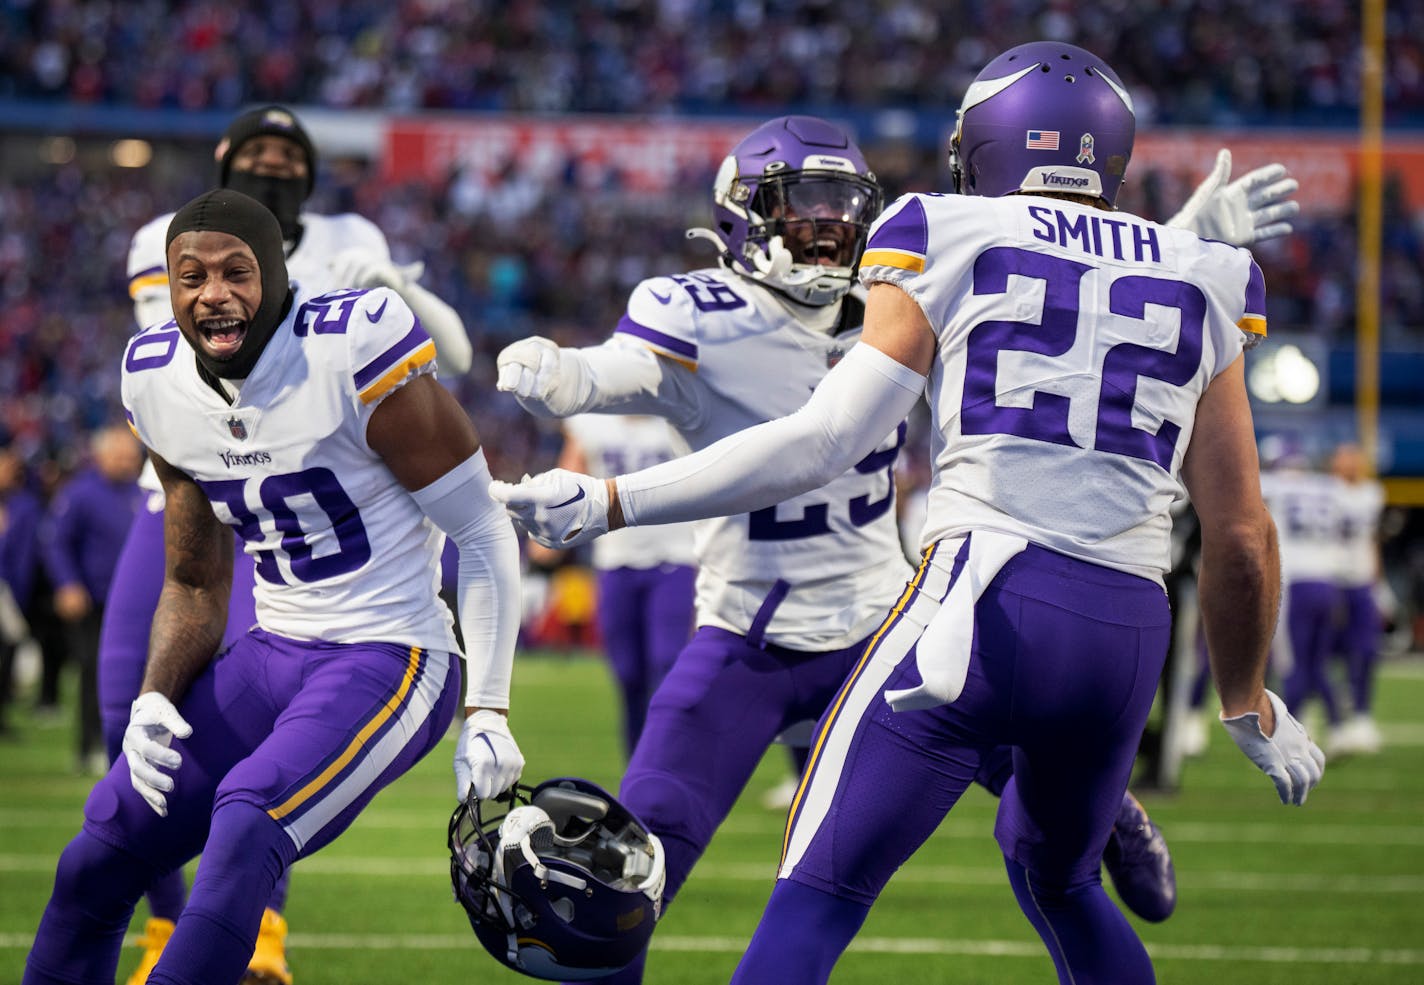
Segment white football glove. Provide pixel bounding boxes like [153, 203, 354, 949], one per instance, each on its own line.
[1167, 148, 1301, 246]
[495, 337, 592, 418]
[122, 692, 193, 817]
[328, 248, 408, 292]
[489, 469, 611, 549]
[454, 710, 525, 800]
[1220, 689, 1325, 806]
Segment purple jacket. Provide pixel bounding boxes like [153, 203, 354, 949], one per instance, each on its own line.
[1, 484, 45, 610]
[39, 467, 140, 602]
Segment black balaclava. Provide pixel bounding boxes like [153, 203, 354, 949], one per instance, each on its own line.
[215, 105, 316, 242]
[166, 189, 292, 380]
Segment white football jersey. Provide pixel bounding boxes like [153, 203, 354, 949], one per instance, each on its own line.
[1333, 478, 1384, 587]
[128, 210, 392, 498]
[121, 285, 456, 653]
[1260, 468, 1344, 584]
[613, 269, 912, 650]
[860, 193, 1265, 585]
[562, 414, 697, 571]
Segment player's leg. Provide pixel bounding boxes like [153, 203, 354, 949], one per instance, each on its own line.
[147, 634, 459, 985]
[734, 552, 987, 983]
[24, 629, 283, 985]
[992, 549, 1170, 985]
[588, 626, 865, 985]
[94, 504, 187, 981]
[1283, 581, 1344, 728]
[596, 567, 653, 755]
[643, 562, 696, 689]
[1341, 583, 1383, 751]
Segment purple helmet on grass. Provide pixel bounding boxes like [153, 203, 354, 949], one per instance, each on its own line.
[689, 115, 883, 306]
[950, 42, 1135, 207]
[450, 777, 666, 981]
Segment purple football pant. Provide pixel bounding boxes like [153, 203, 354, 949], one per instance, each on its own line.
[595, 563, 695, 756]
[575, 590, 1011, 985]
[732, 540, 1169, 985]
[1337, 583, 1379, 714]
[95, 503, 262, 920]
[1281, 579, 1344, 725]
[24, 630, 458, 985]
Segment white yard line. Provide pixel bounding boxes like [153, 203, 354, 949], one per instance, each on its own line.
[1, 931, 1419, 965]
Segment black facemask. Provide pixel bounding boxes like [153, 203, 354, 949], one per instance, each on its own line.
[166, 189, 293, 380]
[223, 170, 307, 243]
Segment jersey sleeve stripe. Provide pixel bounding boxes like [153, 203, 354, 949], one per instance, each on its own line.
[354, 319, 433, 390]
[128, 270, 168, 298]
[1238, 314, 1267, 337]
[357, 339, 436, 404]
[615, 314, 699, 368]
[860, 248, 926, 273]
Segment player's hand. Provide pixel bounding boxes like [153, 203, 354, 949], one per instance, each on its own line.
[489, 469, 610, 548]
[454, 710, 525, 800]
[1220, 689, 1325, 806]
[1167, 148, 1300, 246]
[495, 337, 591, 418]
[328, 249, 405, 291]
[122, 692, 192, 817]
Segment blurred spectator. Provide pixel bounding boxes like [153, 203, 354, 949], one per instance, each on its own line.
[37, 424, 142, 771]
[0, 439, 45, 736]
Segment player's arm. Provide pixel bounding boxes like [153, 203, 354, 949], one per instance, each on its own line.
[497, 335, 708, 430]
[1183, 358, 1323, 805]
[122, 450, 233, 816]
[491, 283, 928, 547]
[365, 372, 523, 799]
[141, 451, 234, 699]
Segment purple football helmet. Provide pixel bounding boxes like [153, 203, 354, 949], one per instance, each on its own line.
[450, 777, 666, 981]
[950, 42, 1135, 206]
[689, 115, 883, 306]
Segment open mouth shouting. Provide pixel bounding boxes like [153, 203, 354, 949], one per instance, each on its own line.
[197, 316, 249, 360]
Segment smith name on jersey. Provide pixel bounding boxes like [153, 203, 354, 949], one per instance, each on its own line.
[860, 192, 1266, 585]
[120, 285, 457, 654]
[613, 268, 912, 650]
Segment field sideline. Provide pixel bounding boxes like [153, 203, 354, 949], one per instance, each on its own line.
[3, 652, 1422, 985]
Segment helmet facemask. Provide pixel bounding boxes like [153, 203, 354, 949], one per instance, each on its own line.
[738, 170, 882, 305]
[687, 115, 884, 307]
[449, 780, 665, 981]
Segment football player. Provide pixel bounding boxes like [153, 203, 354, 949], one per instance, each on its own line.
[1328, 442, 1388, 753]
[493, 44, 1325, 984]
[1261, 452, 1349, 750]
[492, 109, 1299, 979]
[23, 190, 521, 985]
[103, 104, 472, 985]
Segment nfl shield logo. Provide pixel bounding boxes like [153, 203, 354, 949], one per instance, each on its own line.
[226, 416, 248, 441]
[1077, 133, 1096, 165]
[827, 346, 846, 368]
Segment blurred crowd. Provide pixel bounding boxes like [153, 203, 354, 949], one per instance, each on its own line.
[2, 136, 1423, 473]
[3, 0, 1423, 124]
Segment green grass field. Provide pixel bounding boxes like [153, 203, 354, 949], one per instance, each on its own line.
[3, 651, 1422, 984]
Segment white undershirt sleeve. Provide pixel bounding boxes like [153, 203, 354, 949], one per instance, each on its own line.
[616, 342, 925, 526]
[409, 451, 520, 709]
[567, 338, 709, 431]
